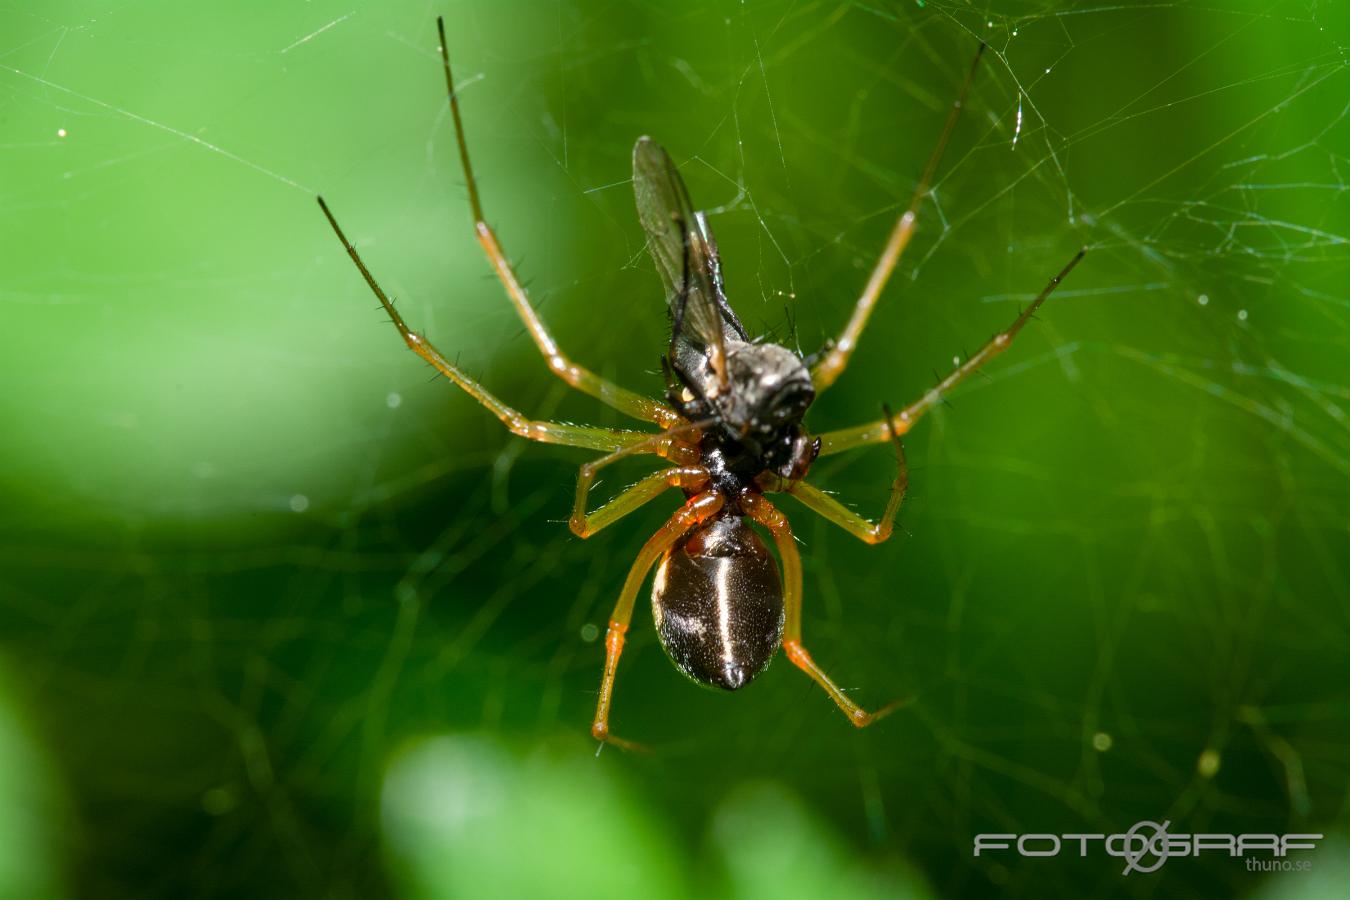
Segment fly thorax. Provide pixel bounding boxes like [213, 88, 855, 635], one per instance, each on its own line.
[717, 340, 815, 441]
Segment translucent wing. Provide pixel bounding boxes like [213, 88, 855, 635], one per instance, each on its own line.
[633, 137, 744, 393]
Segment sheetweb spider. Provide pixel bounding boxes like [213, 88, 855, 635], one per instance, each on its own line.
[318, 22, 1085, 749]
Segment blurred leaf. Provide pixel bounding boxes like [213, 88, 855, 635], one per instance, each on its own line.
[381, 737, 932, 900]
[382, 736, 685, 900]
[0, 671, 65, 900]
[710, 783, 931, 900]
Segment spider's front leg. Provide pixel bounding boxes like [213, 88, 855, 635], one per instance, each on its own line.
[810, 43, 986, 393]
[816, 248, 1087, 457]
[435, 18, 679, 429]
[742, 494, 904, 727]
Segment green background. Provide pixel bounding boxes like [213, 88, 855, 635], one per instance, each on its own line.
[2, 1, 1347, 898]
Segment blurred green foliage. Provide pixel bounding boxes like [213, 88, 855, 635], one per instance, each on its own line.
[0, 1, 1347, 898]
[0, 673, 65, 900]
[382, 735, 933, 900]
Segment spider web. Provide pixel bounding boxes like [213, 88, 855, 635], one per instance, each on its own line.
[0, 1, 1347, 898]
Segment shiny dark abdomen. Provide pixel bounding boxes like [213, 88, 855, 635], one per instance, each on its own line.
[651, 515, 784, 691]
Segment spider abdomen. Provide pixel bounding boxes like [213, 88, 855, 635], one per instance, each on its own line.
[651, 514, 784, 691]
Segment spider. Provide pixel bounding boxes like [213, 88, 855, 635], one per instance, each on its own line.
[318, 20, 1085, 749]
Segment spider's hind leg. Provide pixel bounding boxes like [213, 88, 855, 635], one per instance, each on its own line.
[592, 491, 725, 750]
[742, 494, 905, 727]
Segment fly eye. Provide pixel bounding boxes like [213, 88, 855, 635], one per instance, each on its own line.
[769, 383, 813, 420]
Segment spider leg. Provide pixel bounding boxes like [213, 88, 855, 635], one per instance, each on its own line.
[811, 43, 986, 393]
[593, 490, 725, 750]
[570, 418, 710, 537]
[816, 248, 1087, 457]
[320, 197, 645, 453]
[743, 494, 903, 726]
[764, 409, 907, 544]
[436, 18, 679, 428]
[572, 467, 709, 539]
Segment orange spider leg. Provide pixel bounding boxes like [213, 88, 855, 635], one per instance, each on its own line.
[436, 18, 679, 428]
[593, 490, 725, 749]
[811, 43, 986, 392]
[570, 418, 711, 538]
[319, 197, 648, 453]
[817, 248, 1086, 456]
[743, 493, 904, 726]
[760, 406, 907, 543]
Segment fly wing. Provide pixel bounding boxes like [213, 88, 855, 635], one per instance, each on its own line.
[633, 137, 739, 392]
